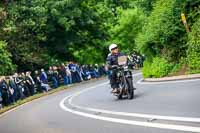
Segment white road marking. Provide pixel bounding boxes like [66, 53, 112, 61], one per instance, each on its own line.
[60, 96, 200, 133]
[69, 102, 200, 123]
[137, 78, 200, 85]
[67, 78, 200, 123]
[60, 76, 200, 132]
[132, 72, 143, 77]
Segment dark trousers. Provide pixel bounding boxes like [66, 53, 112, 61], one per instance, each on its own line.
[110, 69, 119, 89]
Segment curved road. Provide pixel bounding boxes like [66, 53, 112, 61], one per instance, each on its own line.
[0, 72, 200, 133]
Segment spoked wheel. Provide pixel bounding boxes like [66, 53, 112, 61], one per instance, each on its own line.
[126, 78, 134, 99]
[118, 79, 124, 100]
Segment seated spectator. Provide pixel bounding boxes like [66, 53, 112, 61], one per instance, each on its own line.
[65, 63, 72, 84]
[99, 64, 107, 76]
[69, 62, 81, 83]
[20, 73, 30, 97]
[25, 72, 35, 96]
[14, 73, 25, 100]
[40, 69, 48, 84]
[9, 76, 18, 102]
[61, 64, 69, 85]
[52, 66, 59, 88]
[33, 70, 42, 93]
[88, 65, 98, 78]
[0, 88, 2, 109]
[0, 76, 10, 106]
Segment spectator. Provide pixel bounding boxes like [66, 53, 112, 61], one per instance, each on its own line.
[0, 86, 2, 109]
[14, 73, 25, 100]
[0, 59, 108, 108]
[0, 76, 10, 106]
[20, 73, 30, 97]
[48, 66, 57, 88]
[60, 64, 68, 85]
[94, 64, 100, 78]
[80, 65, 89, 80]
[69, 62, 80, 83]
[33, 70, 42, 93]
[89, 65, 98, 78]
[75, 63, 83, 81]
[25, 72, 35, 96]
[40, 69, 48, 84]
[52, 66, 59, 88]
[65, 63, 72, 84]
[9, 76, 18, 102]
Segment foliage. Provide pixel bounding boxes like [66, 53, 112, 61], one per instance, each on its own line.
[142, 57, 173, 78]
[1, 0, 112, 71]
[136, 0, 187, 61]
[0, 41, 16, 75]
[109, 7, 146, 53]
[0, 0, 200, 76]
[187, 16, 200, 73]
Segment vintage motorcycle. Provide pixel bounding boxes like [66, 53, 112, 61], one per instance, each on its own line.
[112, 56, 135, 100]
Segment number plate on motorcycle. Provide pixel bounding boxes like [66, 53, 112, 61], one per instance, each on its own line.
[118, 56, 127, 65]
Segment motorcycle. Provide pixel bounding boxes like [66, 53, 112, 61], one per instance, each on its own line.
[112, 56, 135, 100]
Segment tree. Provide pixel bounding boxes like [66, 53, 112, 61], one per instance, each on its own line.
[0, 41, 16, 75]
[109, 8, 146, 53]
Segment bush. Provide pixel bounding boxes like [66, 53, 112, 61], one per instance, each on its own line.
[136, 0, 187, 61]
[187, 16, 200, 74]
[142, 57, 173, 78]
[0, 41, 16, 75]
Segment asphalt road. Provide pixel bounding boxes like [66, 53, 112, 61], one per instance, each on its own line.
[0, 72, 200, 133]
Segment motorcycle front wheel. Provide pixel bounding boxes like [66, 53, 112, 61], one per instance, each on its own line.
[126, 78, 134, 99]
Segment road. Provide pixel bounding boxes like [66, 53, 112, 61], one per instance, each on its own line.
[0, 72, 200, 133]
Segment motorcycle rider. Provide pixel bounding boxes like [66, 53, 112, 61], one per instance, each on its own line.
[107, 44, 125, 93]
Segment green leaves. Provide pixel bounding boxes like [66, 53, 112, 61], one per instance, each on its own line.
[0, 41, 16, 75]
[187, 16, 200, 73]
[0, 0, 199, 75]
[109, 7, 146, 53]
[142, 57, 174, 78]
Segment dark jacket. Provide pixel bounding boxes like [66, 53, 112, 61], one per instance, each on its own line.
[106, 52, 125, 69]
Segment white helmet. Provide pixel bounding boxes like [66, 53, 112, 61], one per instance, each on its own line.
[109, 43, 118, 52]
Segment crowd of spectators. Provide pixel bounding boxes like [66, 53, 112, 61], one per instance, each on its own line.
[0, 62, 108, 109]
[0, 53, 144, 109]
